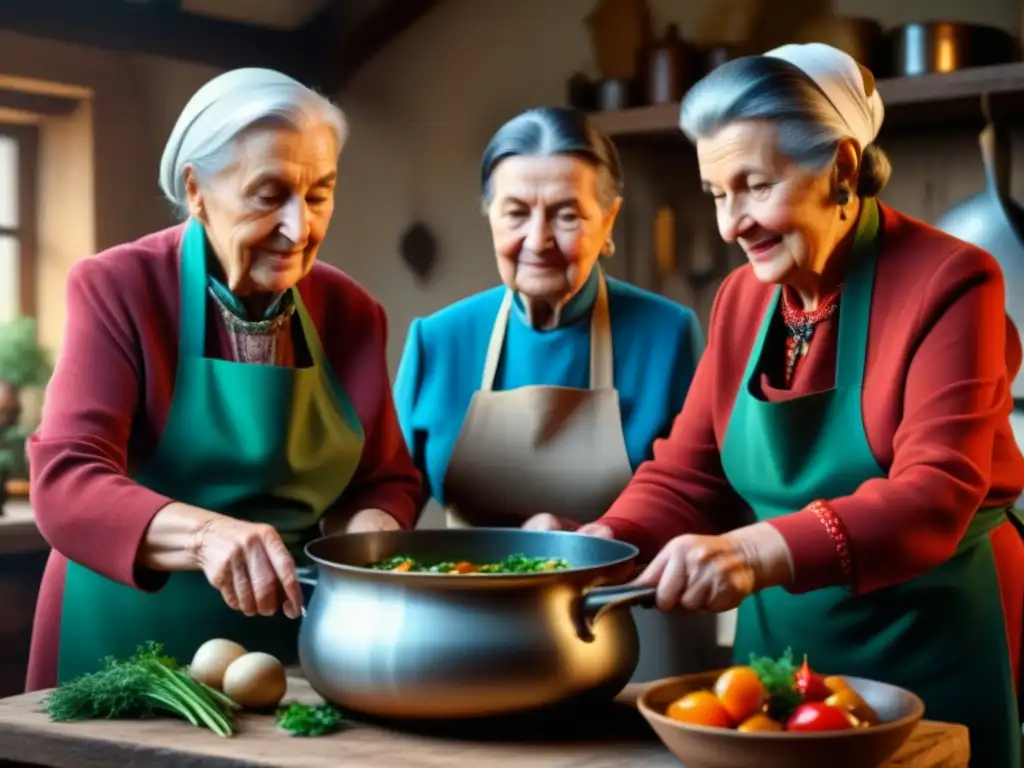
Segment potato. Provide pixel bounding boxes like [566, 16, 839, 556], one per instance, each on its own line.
[222, 652, 287, 709]
[189, 638, 248, 689]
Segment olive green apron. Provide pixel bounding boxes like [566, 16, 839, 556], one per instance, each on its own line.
[720, 198, 1021, 767]
[57, 218, 365, 682]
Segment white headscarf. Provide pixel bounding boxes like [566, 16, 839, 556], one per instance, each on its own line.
[763, 43, 884, 149]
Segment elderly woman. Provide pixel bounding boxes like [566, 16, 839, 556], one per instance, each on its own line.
[394, 106, 708, 681]
[526, 45, 1024, 763]
[26, 68, 420, 690]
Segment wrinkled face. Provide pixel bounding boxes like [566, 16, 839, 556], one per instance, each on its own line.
[697, 120, 845, 284]
[487, 155, 621, 303]
[185, 123, 339, 298]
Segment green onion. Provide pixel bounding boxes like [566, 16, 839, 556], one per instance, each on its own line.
[45, 642, 237, 737]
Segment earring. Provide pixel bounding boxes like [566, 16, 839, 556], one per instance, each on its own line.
[837, 186, 850, 220]
[603, 239, 616, 257]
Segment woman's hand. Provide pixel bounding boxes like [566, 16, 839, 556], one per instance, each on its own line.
[521, 514, 617, 539]
[192, 517, 304, 620]
[631, 523, 794, 613]
[521, 514, 616, 540]
[521, 513, 581, 532]
[320, 508, 403, 536]
[342, 508, 402, 533]
[577, 522, 615, 539]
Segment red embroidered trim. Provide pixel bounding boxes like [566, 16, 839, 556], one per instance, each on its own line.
[807, 499, 854, 586]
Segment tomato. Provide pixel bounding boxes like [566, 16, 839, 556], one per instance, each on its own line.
[785, 702, 855, 732]
[713, 666, 766, 722]
[666, 691, 733, 729]
[794, 656, 831, 702]
[825, 689, 881, 726]
[737, 713, 783, 733]
[824, 675, 851, 694]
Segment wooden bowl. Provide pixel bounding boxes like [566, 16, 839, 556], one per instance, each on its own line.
[638, 670, 924, 768]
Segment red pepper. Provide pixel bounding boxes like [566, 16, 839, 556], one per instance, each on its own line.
[785, 702, 855, 732]
[794, 655, 831, 702]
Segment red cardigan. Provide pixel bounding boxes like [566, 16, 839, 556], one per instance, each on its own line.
[600, 202, 1024, 598]
[25, 223, 420, 690]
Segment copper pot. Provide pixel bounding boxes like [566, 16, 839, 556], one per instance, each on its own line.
[888, 21, 1021, 76]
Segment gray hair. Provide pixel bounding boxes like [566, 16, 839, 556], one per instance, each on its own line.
[480, 106, 623, 211]
[158, 68, 348, 215]
[679, 56, 891, 197]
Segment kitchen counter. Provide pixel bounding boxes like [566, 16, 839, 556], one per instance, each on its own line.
[0, 499, 47, 700]
[0, 677, 969, 767]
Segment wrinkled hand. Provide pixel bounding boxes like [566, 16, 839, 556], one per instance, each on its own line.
[630, 523, 793, 613]
[343, 508, 402, 534]
[193, 516, 303, 620]
[521, 514, 616, 539]
[521, 513, 581, 532]
[631, 534, 755, 613]
[577, 522, 614, 539]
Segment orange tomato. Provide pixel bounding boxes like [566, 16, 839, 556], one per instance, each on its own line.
[737, 713, 783, 733]
[666, 691, 733, 728]
[713, 666, 767, 722]
[824, 675, 851, 694]
[825, 689, 880, 726]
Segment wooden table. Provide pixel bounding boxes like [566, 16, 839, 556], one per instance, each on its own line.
[0, 677, 969, 767]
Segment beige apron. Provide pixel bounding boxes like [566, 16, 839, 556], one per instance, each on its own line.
[443, 271, 725, 682]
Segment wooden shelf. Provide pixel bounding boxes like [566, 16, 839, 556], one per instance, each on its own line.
[590, 61, 1024, 139]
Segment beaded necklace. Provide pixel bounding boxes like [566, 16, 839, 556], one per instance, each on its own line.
[780, 285, 842, 386]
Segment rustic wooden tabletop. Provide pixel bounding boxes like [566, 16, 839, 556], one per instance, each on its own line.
[0, 676, 969, 767]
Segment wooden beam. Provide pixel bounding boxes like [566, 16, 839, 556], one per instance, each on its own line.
[300, 0, 439, 93]
[0, 0, 317, 81]
[0, 89, 78, 117]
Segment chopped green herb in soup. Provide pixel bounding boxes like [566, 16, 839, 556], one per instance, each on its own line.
[369, 553, 571, 574]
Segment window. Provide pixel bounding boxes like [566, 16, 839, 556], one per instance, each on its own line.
[0, 125, 38, 324]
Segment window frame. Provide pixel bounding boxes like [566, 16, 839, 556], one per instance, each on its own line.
[0, 123, 39, 319]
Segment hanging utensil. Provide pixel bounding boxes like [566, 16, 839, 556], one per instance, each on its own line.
[934, 94, 1024, 399]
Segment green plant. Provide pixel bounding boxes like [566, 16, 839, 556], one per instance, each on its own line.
[0, 424, 30, 479]
[0, 317, 51, 390]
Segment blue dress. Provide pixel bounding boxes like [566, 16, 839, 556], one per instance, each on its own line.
[394, 268, 705, 507]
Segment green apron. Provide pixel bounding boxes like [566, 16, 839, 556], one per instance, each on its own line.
[720, 198, 1022, 767]
[57, 218, 365, 682]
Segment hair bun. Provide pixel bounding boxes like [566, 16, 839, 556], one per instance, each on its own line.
[857, 144, 891, 197]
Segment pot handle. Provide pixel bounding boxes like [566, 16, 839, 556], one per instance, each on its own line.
[296, 566, 318, 587]
[295, 566, 318, 618]
[574, 584, 658, 642]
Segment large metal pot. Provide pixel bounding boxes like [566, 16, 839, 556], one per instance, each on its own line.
[933, 112, 1024, 399]
[296, 528, 657, 719]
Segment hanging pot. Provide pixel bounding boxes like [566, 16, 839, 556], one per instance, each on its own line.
[933, 111, 1024, 399]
